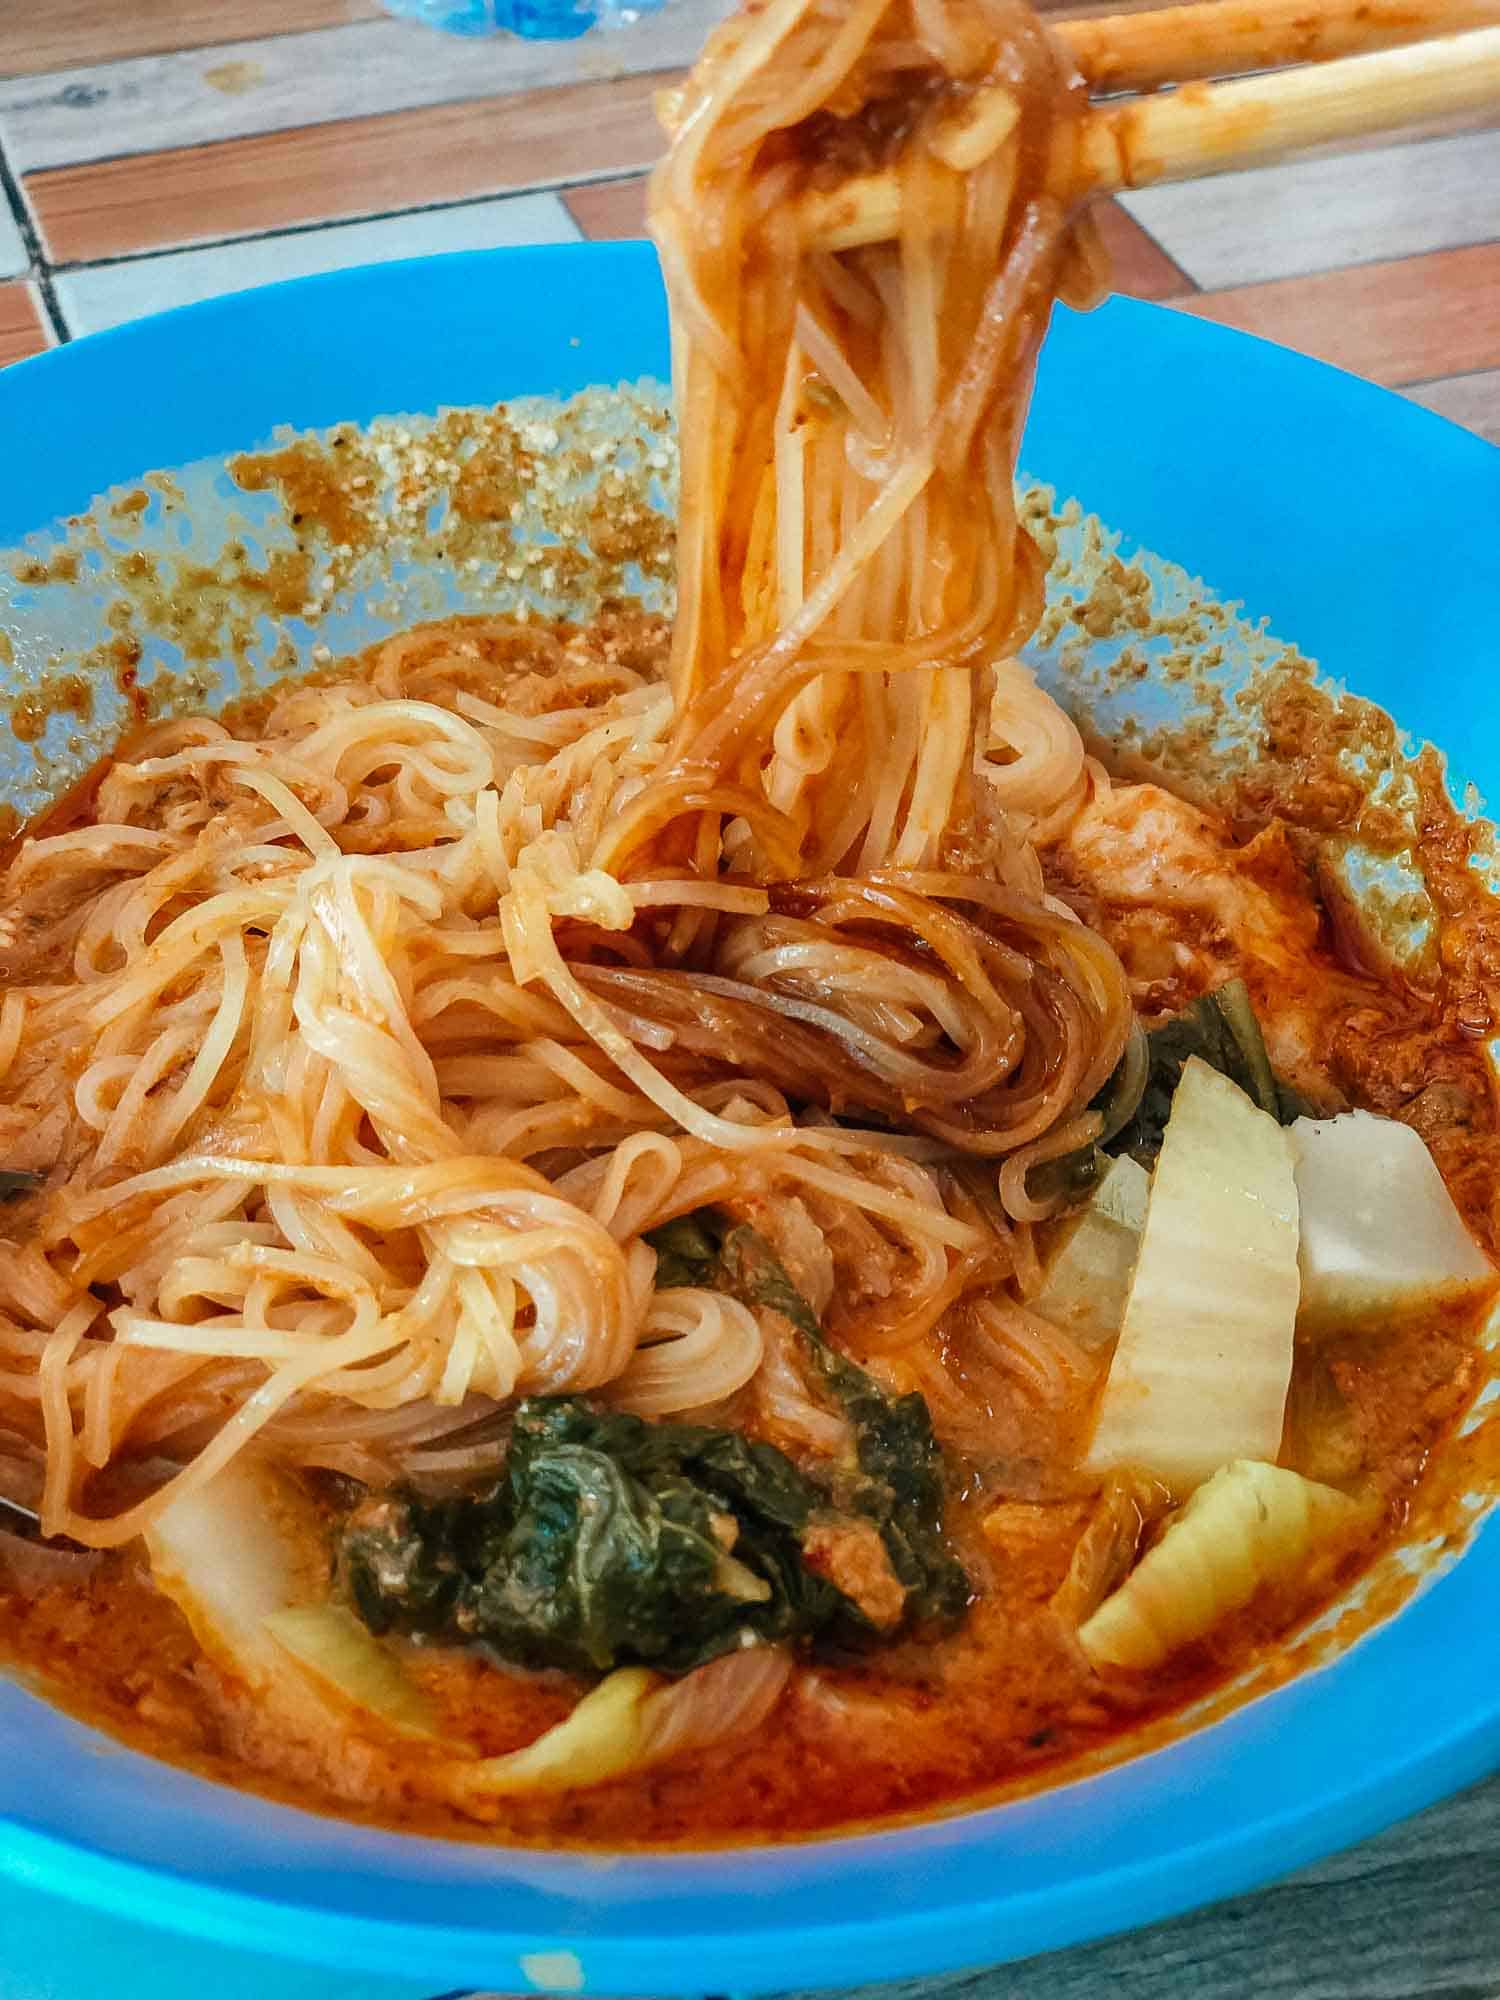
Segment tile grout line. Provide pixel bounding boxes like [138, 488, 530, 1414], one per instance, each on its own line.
[0, 134, 66, 341]
[39, 173, 623, 278]
[31, 271, 68, 344]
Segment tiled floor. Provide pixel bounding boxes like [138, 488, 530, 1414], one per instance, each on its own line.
[0, 0, 1495, 447]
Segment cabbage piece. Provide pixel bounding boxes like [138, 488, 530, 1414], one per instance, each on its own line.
[1078, 1458, 1371, 1670]
[263, 1605, 442, 1740]
[1050, 1469, 1171, 1630]
[457, 1645, 791, 1799]
[462, 1666, 659, 1797]
[145, 1458, 324, 1705]
[1033, 1155, 1149, 1348]
[1084, 1057, 1300, 1493]
[1292, 1110, 1493, 1327]
[146, 1458, 437, 1742]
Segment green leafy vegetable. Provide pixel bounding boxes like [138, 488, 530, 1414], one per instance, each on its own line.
[654, 1211, 970, 1628]
[642, 1210, 723, 1291]
[0, 1170, 41, 1202]
[341, 1218, 969, 1676]
[1106, 978, 1312, 1165]
[341, 1396, 963, 1676]
[340, 1399, 866, 1674]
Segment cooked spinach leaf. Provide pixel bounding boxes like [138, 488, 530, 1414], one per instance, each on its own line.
[340, 1395, 953, 1676]
[343, 1403, 818, 1674]
[641, 1210, 723, 1291]
[1021, 1144, 1107, 1210]
[342, 1221, 971, 1675]
[650, 1212, 971, 1628]
[1105, 978, 1311, 1165]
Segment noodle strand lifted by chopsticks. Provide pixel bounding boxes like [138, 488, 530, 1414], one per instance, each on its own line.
[634, 0, 1109, 857]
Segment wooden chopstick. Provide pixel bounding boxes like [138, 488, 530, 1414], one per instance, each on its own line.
[802, 25, 1500, 250]
[1056, 0, 1500, 96]
[1077, 23, 1500, 185]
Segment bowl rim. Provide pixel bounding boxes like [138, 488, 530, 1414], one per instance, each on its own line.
[1, 243, 1499, 1994]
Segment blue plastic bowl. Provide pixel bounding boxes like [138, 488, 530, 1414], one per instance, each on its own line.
[1, 244, 1498, 1996]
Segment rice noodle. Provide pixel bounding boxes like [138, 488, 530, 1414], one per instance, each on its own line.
[607, 1289, 765, 1416]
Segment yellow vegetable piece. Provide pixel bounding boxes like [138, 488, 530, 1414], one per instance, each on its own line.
[264, 1604, 443, 1741]
[459, 1668, 660, 1797]
[1078, 1458, 1370, 1670]
[1033, 1154, 1150, 1348]
[1085, 1057, 1300, 1493]
[148, 1459, 437, 1745]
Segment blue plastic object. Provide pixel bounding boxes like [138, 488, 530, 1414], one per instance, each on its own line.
[378, 0, 666, 41]
[1, 244, 1498, 2000]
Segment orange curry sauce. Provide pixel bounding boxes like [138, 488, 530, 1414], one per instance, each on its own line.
[2, 640, 1498, 1848]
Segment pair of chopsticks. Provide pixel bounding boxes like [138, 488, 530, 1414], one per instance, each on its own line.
[805, 0, 1500, 249]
